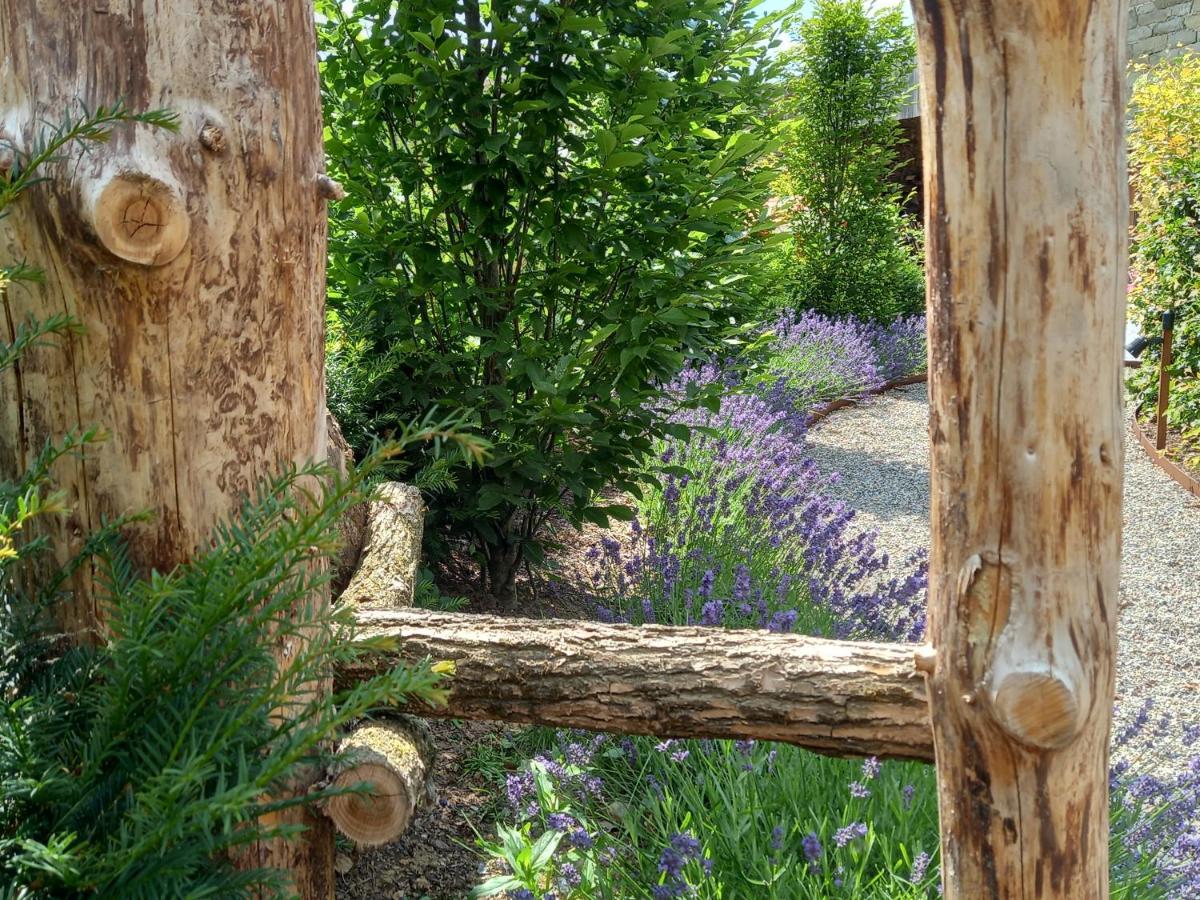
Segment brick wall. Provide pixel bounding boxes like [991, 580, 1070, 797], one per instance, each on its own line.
[1129, 0, 1200, 64]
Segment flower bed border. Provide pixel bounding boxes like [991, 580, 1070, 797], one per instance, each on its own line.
[805, 372, 928, 427]
[1130, 412, 1200, 500]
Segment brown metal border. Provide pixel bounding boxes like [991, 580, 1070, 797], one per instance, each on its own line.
[1131, 413, 1200, 500]
[805, 372, 929, 427]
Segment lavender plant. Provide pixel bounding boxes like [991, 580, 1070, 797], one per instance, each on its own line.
[757, 310, 927, 412]
[477, 312, 1198, 898]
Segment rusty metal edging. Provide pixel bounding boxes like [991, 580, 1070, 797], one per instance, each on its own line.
[1131, 413, 1200, 500]
[805, 372, 929, 427]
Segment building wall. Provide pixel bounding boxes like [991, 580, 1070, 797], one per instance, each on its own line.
[1129, 0, 1200, 65]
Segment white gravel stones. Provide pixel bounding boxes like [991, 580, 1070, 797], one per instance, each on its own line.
[806, 382, 1200, 774]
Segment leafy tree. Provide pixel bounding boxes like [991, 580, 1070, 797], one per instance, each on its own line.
[318, 0, 788, 603]
[1128, 51, 1200, 464]
[773, 0, 921, 320]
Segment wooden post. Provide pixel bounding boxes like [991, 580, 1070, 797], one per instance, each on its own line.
[1157, 310, 1174, 451]
[911, 1, 1126, 897]
[0, 3, 334, 896]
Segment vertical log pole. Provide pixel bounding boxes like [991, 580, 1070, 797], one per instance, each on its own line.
[0, 2, 333, 896]
[1156, 310, 1174, 451]
[911, 1, 1126, 897]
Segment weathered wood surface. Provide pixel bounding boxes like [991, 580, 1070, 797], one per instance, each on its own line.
[327, 412, 368, 597]
[0, 1, 329, 635]
[339, 483, 424, 608]
[327, 717, 436, 846]
[0, 3, 334, 895]
[339, 609, 935, 761]
[912, 1, 1126, 896]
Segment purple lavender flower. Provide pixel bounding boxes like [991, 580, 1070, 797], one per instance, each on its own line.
[802, 832, 822, 863]
[557, 862, 582, 890]
[657, 831, 702, 885]
[902, 784, 916, 809]
[848, 781, 871, 799]
[701, 599, 724, 626]
[911, 851, 931, 883]
[833, 823, 868, 848]
[547, 812, 574, 831]
[506, 772, 535, 812]
[862, 757, 881, 780]
[569, 828, 593, 850]
[771, 825, 785, 851]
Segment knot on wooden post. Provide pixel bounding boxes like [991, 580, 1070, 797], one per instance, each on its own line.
[962, 554, 1090, 751]
[990, 668, 1082, 750]
[82, 167, 189, 266]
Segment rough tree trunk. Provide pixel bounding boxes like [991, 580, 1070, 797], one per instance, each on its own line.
[0, 3, 335, 895]
[339, 609, 935, 761]
[328, 480, 436, 849]
[911, 1, 1126, 896]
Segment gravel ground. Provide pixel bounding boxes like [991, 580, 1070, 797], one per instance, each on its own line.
[806, 382, 1200, 774]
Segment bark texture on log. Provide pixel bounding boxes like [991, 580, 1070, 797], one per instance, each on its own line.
[0, 4, 334, 896]
[327, 412, 367, 598]
[912, 1, 1126, 896]
[339, 483, 424, 609]
[338, 610, 935, 761]
[327, 717, 436, 846]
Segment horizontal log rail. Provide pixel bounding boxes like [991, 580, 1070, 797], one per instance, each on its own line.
[337, 609, 935, 762]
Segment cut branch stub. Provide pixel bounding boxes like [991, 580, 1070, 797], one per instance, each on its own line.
[960, 553, 1088, 751]
[990, 668, 1081, 750]
[81, 166, 190, 266]
[326, 718, 435, 846]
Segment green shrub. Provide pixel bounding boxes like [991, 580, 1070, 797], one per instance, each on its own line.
[773, 0, 922, 320]
[317, 0, 787, 603]
[1128, 52, 1200, 464]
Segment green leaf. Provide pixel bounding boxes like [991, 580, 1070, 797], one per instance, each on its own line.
[601, 504, 635, 521]
[605, 151, 644, 170]
[471, 874, 522, 897]
[409, 31, 436, 51]
[529, 829, 563, 870]
[647, 36, 680, 57]
[596, 129, 617, 158]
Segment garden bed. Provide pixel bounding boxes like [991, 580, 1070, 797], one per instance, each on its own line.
[1132, 414, 1200, 500]
[338, 314, 1199, 900]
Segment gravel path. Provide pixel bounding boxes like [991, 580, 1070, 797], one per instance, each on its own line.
[807, 382, 1200, 774]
